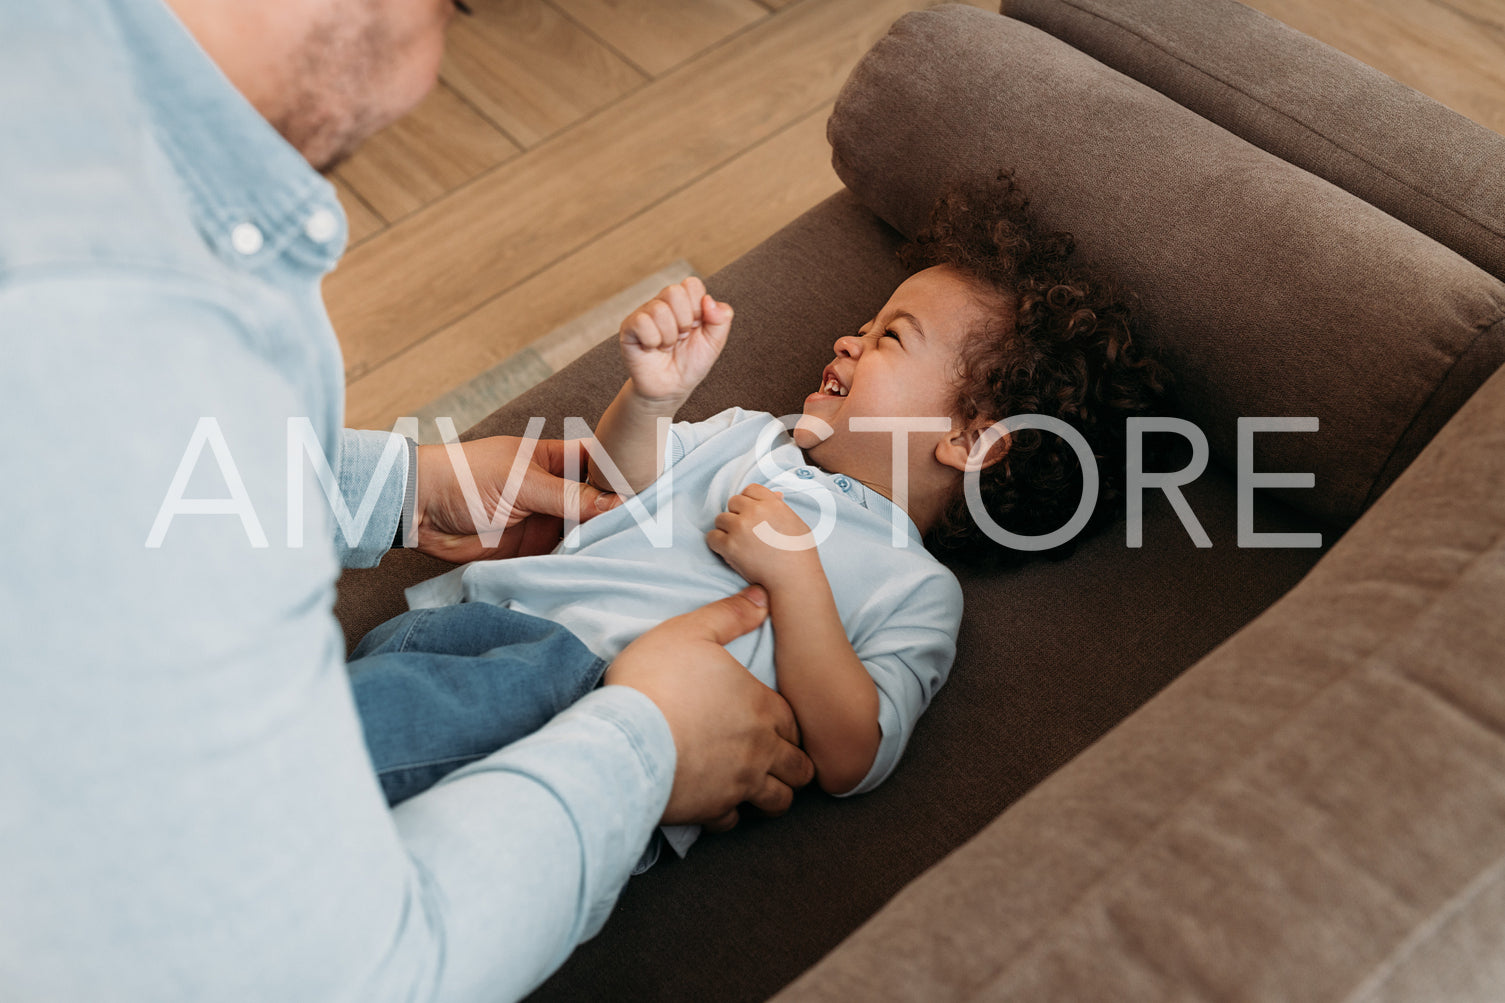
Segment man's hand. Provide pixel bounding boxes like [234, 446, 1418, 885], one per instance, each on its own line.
[412, 436, 621, 564]
[619, 276, 732, 406]
[604, 586, 815, 831]
[706, 483, 821, 591]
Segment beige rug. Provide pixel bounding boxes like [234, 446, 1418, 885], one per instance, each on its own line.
[412, 260, 697, 444]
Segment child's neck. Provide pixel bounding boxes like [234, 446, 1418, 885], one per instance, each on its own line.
[805, 457, 953, 538]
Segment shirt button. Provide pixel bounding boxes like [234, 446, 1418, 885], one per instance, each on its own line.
[795, 468, 814, 479]
[304, 208, 340, 243]
[230, 222, 264, 256]
[835, 476, 851, 490]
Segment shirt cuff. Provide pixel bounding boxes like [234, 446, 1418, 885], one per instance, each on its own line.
[335, 428, 410, 568]
[392, 435, 418, 548]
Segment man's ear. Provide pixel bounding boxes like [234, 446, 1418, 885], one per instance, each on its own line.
[934, 421, 1008, 473]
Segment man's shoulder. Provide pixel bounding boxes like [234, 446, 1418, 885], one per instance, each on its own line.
[0, 2, 213, 281]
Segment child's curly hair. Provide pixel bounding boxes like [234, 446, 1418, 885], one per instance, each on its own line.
[900, 170, 1171, 561]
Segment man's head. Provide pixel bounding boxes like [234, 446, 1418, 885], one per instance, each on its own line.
[167, 0, 458, 170]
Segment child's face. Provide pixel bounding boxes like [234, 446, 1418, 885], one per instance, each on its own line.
[795, 265, 998, 491]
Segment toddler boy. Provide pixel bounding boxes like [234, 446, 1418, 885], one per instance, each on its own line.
[349, 172, 1168, 864]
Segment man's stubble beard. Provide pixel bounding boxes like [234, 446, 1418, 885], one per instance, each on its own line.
[274, 9, 394, 173]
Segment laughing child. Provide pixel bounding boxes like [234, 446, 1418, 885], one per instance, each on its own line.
[346, 171, 1169, 864]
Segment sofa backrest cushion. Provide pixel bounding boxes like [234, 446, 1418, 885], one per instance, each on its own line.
[1003, 0, 1505, 285]
[827, 5, 1505, 525]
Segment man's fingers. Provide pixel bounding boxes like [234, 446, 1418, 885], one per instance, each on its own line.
[531, 437, 588, 479]
[745, 775, 796, 818]
[577, 481, 623, 518]
[704, 808, 740, 834]
[674, 586, 769, 645]
[758, 686, 803, 750]
[520, 468, 615, 524]
[514, 512, 565, 557]
[563, 477, 625, 523]
[770, 736, 814, 791]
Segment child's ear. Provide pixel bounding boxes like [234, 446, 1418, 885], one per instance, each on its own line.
[934, 421, 1008, 473]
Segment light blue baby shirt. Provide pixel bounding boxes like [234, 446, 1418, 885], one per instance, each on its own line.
[408, 409, 966, 855]
[0, 2, 676, 1000]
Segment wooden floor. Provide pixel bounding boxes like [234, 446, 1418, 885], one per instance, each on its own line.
[326, 0, 1505, 432]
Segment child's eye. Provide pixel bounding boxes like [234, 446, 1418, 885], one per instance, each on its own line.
[882, 329, 901, 342]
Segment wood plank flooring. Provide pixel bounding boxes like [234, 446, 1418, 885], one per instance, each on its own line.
[327, 0, 1505, 432]
[1244, 0, 1505, 136]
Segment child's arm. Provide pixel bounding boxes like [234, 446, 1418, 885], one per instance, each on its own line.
[591, 277, 733, 495]
[707, 484, 881, 795]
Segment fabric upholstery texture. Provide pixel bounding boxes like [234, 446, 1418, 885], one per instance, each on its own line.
[775, 356, 1505, 1003]
[1002, 0, 1505, 284]
[827, 5, 1505, 527]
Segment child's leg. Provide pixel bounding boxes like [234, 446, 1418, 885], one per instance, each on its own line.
[347, 603, 607, 806]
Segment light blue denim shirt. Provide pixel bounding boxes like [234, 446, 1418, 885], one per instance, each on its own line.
[0, 2, 675, 999]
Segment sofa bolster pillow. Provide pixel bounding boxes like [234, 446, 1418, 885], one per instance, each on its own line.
[827, 4, 1505, 526]
[1003, 0, 1505, 285]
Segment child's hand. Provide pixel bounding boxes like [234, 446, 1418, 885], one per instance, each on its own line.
[619, 276, 733, 405]
[707, 483, 821, 591]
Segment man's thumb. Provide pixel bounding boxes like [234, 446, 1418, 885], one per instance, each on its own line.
[684, 586, 769, 645]
[557, 476, 622, 522]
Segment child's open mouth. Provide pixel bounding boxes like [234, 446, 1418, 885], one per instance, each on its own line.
[809, 366, 849, 399]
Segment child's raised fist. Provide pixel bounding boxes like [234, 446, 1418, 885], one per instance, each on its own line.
[618, 276, 733, 405]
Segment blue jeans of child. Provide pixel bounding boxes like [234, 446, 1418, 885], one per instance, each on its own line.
[347, 603, 609, 806]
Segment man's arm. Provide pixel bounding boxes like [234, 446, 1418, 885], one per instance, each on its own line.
[2, 280, 809, 1003]
[390, 585, 810, 997]
[335, 430, 623, 569]
[589, 277, 733, 495]
[334, 428, 411, 568]
[707, 484, 882, 795]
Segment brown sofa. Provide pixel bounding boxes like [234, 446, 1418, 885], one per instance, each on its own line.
[335, 1, 1505, 998]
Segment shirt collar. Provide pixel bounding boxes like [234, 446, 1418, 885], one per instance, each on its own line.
[807, 461, 926, 546]
[109, 0, 348, 273]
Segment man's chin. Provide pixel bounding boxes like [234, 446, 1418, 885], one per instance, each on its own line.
[312, 137, 361, 174]
[275, 104, 368, 174]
